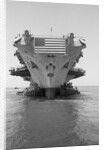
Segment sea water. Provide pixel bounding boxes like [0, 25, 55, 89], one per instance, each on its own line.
[6, 86, 99, 149]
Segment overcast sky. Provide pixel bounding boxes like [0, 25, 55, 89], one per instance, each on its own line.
[6, 0, 99, 87]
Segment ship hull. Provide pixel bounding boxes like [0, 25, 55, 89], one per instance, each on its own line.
[13, 31, 86, 98]
[19, 46, 82, 88]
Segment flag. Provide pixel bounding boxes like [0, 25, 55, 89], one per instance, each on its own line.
[34, 38, 66, 53]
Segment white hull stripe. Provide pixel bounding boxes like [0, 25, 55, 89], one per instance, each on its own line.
[45, 41, 65, 43]
[45, 43, 65, 46]
[35, 46, 65, 49]
[35, 49, 65, 51]
[45, 39, 65, 41]
[45, 42, 65, 44]
[35, 51, 65, 53]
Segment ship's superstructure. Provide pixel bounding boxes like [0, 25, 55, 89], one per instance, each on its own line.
[10, 30, 86, 98]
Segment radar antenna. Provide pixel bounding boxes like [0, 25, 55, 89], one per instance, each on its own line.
[50, 27, 53, 36]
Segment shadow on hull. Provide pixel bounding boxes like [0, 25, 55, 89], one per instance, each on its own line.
[17, 86, 80, 99]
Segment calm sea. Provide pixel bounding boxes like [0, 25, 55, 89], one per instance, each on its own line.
[6, 86, 99, 149]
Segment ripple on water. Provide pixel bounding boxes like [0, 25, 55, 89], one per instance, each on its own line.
[6, 86, 99, 149]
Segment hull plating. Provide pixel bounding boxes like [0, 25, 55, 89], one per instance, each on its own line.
[14, 31, 86, 88]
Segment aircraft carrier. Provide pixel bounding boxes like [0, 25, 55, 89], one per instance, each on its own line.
[9, 30, 86, 98]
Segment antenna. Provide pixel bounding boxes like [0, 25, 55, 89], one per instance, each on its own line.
[51, 27, 52, 32]
[50, 27, 53, 36]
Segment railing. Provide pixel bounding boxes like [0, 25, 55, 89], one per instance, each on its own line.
[70, 68, 86, 73]
[9, 66, 26, 72]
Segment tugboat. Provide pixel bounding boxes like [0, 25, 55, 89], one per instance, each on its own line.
[60, 82, 80, 97]
[9, 30, 86, 99]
